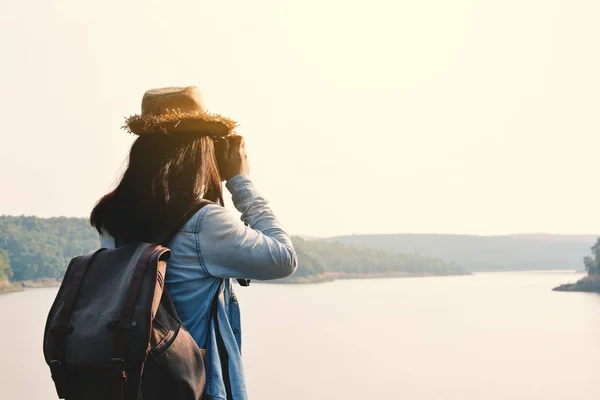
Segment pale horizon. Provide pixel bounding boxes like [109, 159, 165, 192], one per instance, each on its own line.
[1, 0, 599, 237]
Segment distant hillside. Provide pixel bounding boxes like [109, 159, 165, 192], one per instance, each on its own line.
[287, 237, 470, 283]
[294, 234, 324, 241]
[327, 234, 599, 272]
[0, 216, 469, 285]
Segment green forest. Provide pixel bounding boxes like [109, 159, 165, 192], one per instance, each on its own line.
[0, 216, 100, 281]
[0, 216, 469, 286]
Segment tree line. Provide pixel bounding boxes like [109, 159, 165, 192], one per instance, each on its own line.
[0, 216, 99, 281]
[290, 237, 468, 279]
[0, 216, 469, 283]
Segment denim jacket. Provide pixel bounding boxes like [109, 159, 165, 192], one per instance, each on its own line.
[100, 174, 297, 399]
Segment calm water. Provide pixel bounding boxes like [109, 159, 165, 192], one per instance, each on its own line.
[1, 271, 599, 400]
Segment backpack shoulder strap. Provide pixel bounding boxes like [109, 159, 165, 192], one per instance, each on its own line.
[48, 249, 105, 397]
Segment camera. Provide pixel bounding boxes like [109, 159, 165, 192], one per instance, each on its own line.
[213, 136, 230, 172]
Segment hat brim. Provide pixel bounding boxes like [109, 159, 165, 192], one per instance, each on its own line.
[123, 111, 237, 136]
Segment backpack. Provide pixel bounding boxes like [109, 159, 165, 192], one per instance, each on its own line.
[43, 200, 249, 399]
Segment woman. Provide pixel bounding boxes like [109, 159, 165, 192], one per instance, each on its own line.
[90, 86, 297, 400]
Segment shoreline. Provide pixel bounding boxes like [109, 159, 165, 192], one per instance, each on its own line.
[2, 273, 472, 292]
[3, 271, 591, 290]
[0, 285, 24, 294]
[0, 278, 62, 295]
[266, 271, 472, 285]
[553, 275, 600, 294]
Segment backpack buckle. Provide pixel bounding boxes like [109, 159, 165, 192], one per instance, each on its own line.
[107, 320, 139, 332]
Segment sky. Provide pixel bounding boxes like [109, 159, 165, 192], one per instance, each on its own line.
[0, 0, 599, 237]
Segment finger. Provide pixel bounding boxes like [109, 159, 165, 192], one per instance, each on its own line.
[219, 138, 230, 163]
[237, 135, 246, 147]
[235, 136, 246, 155]
[230, 136, 244, 158]
[238, 137, 247, 158]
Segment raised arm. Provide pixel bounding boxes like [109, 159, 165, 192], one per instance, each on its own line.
[197, 174, 297, 280]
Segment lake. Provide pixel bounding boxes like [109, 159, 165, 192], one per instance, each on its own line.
[1, 271, 599, 399]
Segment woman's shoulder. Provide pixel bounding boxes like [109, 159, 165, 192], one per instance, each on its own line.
[179, 202, 234, 234]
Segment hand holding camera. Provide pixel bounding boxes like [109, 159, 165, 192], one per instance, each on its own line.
[215, 135, 250, 181]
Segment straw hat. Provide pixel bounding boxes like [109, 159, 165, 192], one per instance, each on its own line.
[123, 86, 237, 136]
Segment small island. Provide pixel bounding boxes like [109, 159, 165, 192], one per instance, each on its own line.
[553, 238, 600, 293]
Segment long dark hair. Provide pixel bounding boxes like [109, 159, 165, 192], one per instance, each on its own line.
[90, 133, 223, 242]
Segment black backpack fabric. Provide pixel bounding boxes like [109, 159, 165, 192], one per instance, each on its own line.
[43, 200, 246, 399]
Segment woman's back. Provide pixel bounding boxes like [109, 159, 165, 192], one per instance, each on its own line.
[93, 87, 297, 399]
[101, 176, 296, 399]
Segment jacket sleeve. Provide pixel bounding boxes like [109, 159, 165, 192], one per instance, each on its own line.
[196, 174, 298, 280]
